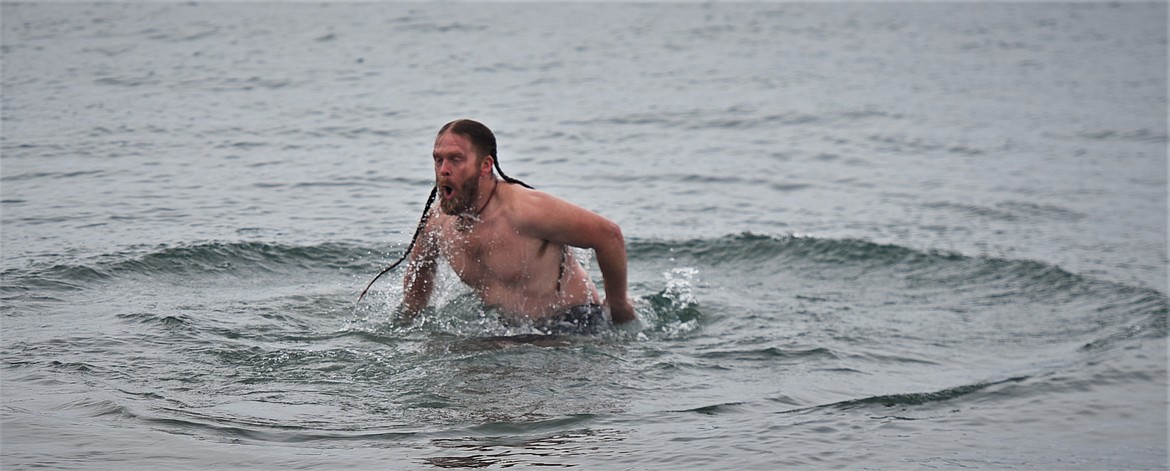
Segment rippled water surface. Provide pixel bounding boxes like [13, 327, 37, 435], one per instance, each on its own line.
[2, 3, 1167, 470]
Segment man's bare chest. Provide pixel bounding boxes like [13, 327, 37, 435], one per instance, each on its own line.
[437, 219, 556, 287]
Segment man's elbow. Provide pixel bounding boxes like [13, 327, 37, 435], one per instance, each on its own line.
[600, 219, 625, 248]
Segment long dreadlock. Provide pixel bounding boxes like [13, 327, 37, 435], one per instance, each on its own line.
[357, 120, 532, 303]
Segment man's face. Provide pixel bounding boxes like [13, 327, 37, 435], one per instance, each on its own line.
[433, 131, 484, 215]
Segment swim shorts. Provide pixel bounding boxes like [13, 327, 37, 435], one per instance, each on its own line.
[535, 303, 608, 334]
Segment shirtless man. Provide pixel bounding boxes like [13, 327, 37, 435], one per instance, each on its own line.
[398, 119, 636, 331]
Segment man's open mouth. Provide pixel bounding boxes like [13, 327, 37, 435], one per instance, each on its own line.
[440, 184, 455, 199]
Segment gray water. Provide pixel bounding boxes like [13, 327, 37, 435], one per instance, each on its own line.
[2, 3, 1167, 470]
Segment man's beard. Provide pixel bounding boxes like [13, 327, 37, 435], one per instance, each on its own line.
[439, 177, 480, 216]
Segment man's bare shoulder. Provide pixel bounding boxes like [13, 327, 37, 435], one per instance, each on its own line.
[500, 183, 578, 223]
[497, 182, 614, 246]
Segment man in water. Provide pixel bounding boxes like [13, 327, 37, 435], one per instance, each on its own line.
[398, 119, 636, 331]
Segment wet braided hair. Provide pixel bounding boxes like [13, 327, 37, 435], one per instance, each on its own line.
[358, 120, 531, 302]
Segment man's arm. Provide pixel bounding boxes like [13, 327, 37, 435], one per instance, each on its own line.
[592, 222, 636, 323]
[399, 219, 439, 323]
[518, 192, 636, 323]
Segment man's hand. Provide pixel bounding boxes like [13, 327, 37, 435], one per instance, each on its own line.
[606, 295, 636, 324]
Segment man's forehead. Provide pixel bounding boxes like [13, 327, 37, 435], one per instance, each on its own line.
[434, 132, 477, 155]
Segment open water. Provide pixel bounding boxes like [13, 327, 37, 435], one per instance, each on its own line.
[2, 2, 1167, 470]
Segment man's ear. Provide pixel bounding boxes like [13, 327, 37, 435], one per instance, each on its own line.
[481, 155, 495, 177]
